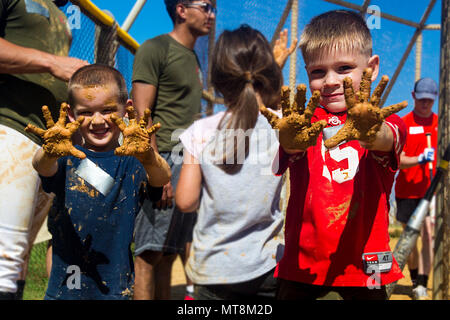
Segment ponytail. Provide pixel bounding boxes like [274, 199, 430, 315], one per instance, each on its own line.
[211, 25, 282, 174]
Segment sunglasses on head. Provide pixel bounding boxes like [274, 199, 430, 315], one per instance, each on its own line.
[183, 2, 217, 16]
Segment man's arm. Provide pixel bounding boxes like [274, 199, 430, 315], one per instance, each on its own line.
[0, 38, 88, 81]
[399, 152, 420, 169]
[399, 148, 435, 169]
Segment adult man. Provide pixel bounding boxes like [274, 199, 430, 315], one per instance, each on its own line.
[131, 0, 215, 299]
[395, 77, 438, 300]
[0, 0, 88, 299]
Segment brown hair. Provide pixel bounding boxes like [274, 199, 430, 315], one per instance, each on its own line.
[211, 24, 282, 173]
[68, 64, 128, 107]
[299, 10, 372, 64]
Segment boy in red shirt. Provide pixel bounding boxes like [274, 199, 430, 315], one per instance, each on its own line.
[395, 77, 438, 300]
[260, 10, 407, 300]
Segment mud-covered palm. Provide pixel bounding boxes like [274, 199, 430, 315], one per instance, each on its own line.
[111, 106, 160, 163]
[25, 103, 86, 159]
[260, 85, 327, 151]
[324, 68, 407, 149]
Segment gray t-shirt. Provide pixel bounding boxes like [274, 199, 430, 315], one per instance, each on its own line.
[179, 112, 284, 285]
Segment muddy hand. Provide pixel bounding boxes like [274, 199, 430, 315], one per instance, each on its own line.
[111, 106, 160, 162]
[25, 103, 86, 159]
[260, 85, 327, 151]
[273, 29, 298, 69]
[324, 68, 407, 149]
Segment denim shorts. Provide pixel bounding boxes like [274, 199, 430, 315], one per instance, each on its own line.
[134, 151, 197, 256]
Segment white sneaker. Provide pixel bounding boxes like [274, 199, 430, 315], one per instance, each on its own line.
[412, 285, 430, 300]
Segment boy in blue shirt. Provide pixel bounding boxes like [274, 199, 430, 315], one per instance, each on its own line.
[26, 64, 171, 300]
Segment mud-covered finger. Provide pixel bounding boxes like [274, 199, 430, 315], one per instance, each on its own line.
[359, 68, 373, 102]
[370, 75, 389, 107]
[114, 145, 127, 157]
[24, 124, 46, 137]
[110, 113, 127, 132]
[42, 106, 55, 128]
[293, 84, 307, 113]
[280, 86, 291, 117]
[67, 116, 85, 134]
[324, 126, 352, 149]
[70, 147, 86, 159]
[126, 106, 137, 123]
[259, 105, 280, 129]
[381, 101, 408, 119]
[309, 120, 327, 137]
[343, 78, 356, 109]
[147, 122, 161, 135]
[68, 116, 85, 133]
[304, 90, 321, 119]
[142, 108, 151, 128]
[57, 103, 69, 126]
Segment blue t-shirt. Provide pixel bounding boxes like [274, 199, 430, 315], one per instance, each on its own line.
[41, 146, 162, 300]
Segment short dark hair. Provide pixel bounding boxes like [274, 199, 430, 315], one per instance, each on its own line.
[165, 0, 193, 24]
[68, 64, 128, 107]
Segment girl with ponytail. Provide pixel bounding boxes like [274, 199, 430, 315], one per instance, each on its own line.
[175, 24, 295, 300]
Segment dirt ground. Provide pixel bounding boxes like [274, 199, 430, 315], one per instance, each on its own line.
[168, 232, 434, 300]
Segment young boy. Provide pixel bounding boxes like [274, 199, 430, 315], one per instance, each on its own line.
[260, 10, 408, 300]
[25, 64, 171, 300]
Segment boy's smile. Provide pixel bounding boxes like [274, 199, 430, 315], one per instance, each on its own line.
[69, 84, 125, 153]
[305, 49, 379, 113]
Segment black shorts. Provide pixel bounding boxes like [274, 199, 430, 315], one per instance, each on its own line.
[276, 279, 387, 300]
[395, 198, 423, 224]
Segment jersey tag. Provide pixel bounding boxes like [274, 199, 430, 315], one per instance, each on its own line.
[409, 126, 424, 134]
[362, 251, 393, 274]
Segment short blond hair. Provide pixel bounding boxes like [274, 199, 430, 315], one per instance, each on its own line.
[299, 10, 372, 64]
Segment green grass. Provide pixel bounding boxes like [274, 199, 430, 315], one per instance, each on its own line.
[23, 241, 49, 300]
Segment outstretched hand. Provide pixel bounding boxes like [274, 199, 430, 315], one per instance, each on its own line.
[324, 68, 407, 149]
[273, 29, 297, 69]
[25, 103, 86, 159]
[111, 106, 160, 163]
[260, 85, 327, 152]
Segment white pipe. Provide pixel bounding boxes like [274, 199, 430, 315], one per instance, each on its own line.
[415, 32, 423, 82]
[121, 0, 147, 32]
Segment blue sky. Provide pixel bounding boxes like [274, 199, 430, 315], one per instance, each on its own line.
[89, 0, 442, 117]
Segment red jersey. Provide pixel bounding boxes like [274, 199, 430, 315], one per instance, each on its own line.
[274, 107, 406, 287]
[395, 112, 438, 199]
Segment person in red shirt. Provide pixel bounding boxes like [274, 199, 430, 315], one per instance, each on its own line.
[260, 10, 407, 300]
[394, 77, 438, 300]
